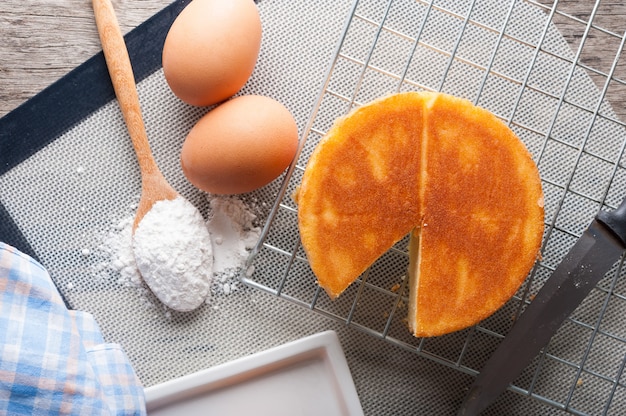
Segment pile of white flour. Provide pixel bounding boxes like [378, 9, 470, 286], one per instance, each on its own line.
[133, 197, 213, 312]
[91, 194, 262, 312]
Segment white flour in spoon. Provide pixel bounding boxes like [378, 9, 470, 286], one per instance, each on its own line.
[91, 194, 262, 312]
[133, 196, 213, 312]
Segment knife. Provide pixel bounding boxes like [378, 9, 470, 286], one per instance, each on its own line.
[458, 194, 626, 415]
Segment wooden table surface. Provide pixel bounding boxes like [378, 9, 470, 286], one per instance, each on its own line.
[1, 0, 625, 120]
[0, 0, 170, 118]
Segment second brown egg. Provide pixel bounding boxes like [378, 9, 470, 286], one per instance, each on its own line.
[181, 95, 299, 195]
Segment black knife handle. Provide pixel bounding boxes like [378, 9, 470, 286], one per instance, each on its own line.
[597, 195, 626, 247]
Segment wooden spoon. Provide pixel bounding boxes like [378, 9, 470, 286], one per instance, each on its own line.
[92, 0, 178, 231]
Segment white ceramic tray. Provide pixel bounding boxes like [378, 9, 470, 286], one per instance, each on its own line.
[144, 330, 364, 415]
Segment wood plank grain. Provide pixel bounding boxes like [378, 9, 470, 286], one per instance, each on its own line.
[0, 0, 170, 117]
[1, 0, 624, 120]
[535, 0, 626, 121]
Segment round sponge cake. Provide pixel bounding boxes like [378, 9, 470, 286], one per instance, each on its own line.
[297, 91, 544, 337]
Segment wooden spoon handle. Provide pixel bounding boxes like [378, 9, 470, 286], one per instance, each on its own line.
[92, 0, 158, 175]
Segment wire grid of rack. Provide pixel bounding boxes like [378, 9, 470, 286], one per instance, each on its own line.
[243, 0, 626, 414]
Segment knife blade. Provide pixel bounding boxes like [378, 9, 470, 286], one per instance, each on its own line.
[458, 195, 626, 415]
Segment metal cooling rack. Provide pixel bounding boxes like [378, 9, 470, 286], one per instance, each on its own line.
[243, 0, 626, 414]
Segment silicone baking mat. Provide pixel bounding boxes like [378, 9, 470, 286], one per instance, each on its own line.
[1, 0, 624, 414]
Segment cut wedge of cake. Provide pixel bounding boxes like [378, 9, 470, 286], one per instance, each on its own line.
[297, 92, 544, 337]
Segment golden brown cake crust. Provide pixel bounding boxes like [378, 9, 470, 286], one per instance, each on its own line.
[298, 91, 544, 336]
[413, 93, 544, 337]
[298, 93, 426, 298]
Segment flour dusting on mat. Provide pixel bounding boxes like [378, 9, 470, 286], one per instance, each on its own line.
[207, 195, 262, 297]
[92, 210, 143, 289]
[207, 196, 261, 274]
[133, 196, 213, 312]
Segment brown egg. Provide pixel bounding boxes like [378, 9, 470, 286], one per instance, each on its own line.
[162, 0, 262, 107]
[181, 95, 299, 194]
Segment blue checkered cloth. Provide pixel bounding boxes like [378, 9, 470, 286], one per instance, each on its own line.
[0, 242, 146, 415]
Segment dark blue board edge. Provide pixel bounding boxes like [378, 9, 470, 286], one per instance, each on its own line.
[0, 0, 192, 306]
